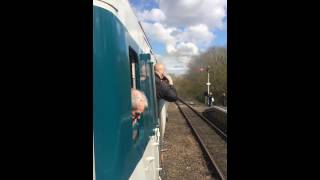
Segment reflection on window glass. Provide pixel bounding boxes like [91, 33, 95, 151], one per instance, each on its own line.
[129, 47, 138, 89]
[140, 63, 147, 81]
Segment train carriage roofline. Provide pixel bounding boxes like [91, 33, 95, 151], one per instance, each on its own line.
[93, 0, 157, 63]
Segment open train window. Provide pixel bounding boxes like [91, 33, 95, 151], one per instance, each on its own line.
[129, 47, 138, 89]
[129, 47, 140, 142]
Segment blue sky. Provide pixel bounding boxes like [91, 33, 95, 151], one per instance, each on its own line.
[129, 0, 227, 75]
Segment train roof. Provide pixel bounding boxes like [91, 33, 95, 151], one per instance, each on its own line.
[93, 0, 157, 63]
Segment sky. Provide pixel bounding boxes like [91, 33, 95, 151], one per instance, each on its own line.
[129, 0, 227, 75]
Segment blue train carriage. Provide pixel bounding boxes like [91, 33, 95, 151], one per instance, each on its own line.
[93, 0, 161, 180]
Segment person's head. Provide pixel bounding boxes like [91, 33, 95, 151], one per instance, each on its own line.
[154, 63, 165, 79]
[131, 89, 148, 121]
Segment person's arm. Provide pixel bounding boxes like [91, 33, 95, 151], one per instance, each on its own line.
[163, 74, 173, 85]
[158, 82, 178, 102]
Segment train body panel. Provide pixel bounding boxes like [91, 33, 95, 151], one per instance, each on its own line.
[129, 134, 160, 180]
[93, 0, 161, 179]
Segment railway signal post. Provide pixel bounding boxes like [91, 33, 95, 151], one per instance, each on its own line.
[206, 66, 212, 106]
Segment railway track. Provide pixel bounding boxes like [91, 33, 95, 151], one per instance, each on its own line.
[176, 99, 227, 180]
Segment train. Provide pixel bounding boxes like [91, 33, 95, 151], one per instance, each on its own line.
[93, 0, 163, 179]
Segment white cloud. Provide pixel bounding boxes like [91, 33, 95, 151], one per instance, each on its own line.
[160, 42, 199, 75]
[141, 22, 212, 52]
[138, 8, 166, 22]
[141, 22, 176, 45]
[166, 44, 177, 54]
[134, 0, 227, 75]
[177, 24, 215, 48]
[170, 42, 199, 56]
[140, 22, 202, 75]
[159, 0, 227, 29]
[159, 55, 190, 75]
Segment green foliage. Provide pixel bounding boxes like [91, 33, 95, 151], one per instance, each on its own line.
[173, 47, 227, 105]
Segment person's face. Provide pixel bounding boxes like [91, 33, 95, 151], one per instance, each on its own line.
[132, 102, 145, 121]
[156, 65, 165, 79]
[159, 66, 165, 76]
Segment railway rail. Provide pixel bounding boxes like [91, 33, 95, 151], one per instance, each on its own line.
[176, 98, 227, 180]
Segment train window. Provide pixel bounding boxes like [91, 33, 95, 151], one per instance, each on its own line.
[129, 47, 140, 142]
[129, 47, 138, 89]
[140, 63, 147, 81]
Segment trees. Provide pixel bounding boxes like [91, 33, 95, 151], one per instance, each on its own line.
[173, 47, 227, 105]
